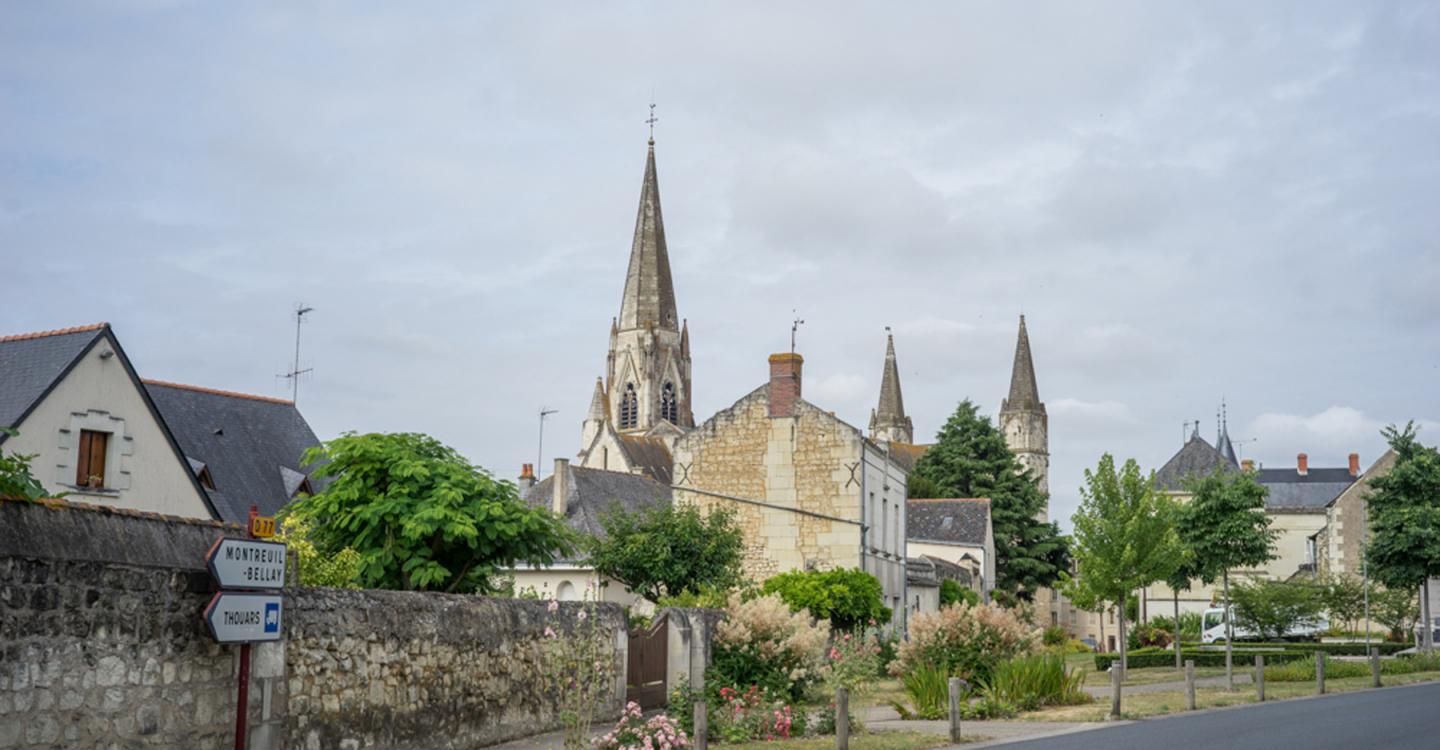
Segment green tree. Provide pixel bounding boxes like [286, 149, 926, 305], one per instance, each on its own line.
[1162, 545, 1204, 668]
[589, 503, 745, 603]
[1321, 575, 1366, 634]
[1179, 467, 1277, 688]
[1228, 578, 1325, 641]
[761, 568, 892, 631]
[278, 516, 363, 588]
[287, 432, 572, 593]
[0, 429, 52, 501]
[1068, 454, 1181, 684]
[1366, 422, 1440, 652]
[910, 400, 1070, 598]
[940, 578, 980, 608]
[1372, 586, 1419, 642]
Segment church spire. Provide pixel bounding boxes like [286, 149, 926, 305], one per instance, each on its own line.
[1216, 400, 1238, 466]
[869, 329, 913, 444]
[617, 140, 678, 332]
[587, 377, 608, 422]
[1003, 315, 1042, 412]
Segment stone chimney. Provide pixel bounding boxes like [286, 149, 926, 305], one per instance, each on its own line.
[1241, 459, 1255, 472]
[1349, 453, 1361, 477]
[518, 463, 536, 492]
[552, 458, 570, 517]
[1297, 453, 1309, 476]
[768, 353, 803, 418]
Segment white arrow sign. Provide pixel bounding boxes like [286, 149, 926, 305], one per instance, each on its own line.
[204, 592, 283, 643]
[206, 537, 287, 590]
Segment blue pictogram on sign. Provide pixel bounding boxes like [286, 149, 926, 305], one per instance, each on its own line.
[263, 602, 280, 633]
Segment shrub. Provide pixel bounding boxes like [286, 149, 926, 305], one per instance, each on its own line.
[1151, 613, 1203, 641]
[818, 629, 881, 695]
[1042, 626, 1068, 647]
[1130, 624, 1172, 650]
[1064, 638, 1093, 654]
[1264, 651, 1440, 682]
[1229, 577, 1325, 641]
[891, 602, 1039, 686]
[594, 702, 689, 750]
[760, 568, 892, 631]
[893, 664, 951, 720]
[1094, 648, 1308, 671]
[875, 630, 900, 678]
[713, 686, 793, 743]
[940, 579, 980, 608]
[656, 584, 733, 610]
[980, 652, 1091, 711]
[710, 593, 830, 702]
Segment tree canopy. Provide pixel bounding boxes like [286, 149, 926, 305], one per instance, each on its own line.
[1229, 578, 1325, 641]
[1178, 468, 1276, 585]
[760, 567, 892, 631]
[588, 502, 745, 603]
[0, 429, 50, 501]
[287, 432, 573, 593]
[1069, 454, 1180, 610]
[909, 400, 1070, 597]
[1366, 423, 1440, 592]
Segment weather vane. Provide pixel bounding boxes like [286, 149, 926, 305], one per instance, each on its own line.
[791, 310, 805, 354]
[647, 102, 658, 142]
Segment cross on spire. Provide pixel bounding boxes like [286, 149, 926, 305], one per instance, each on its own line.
[646, 102, 658, 144]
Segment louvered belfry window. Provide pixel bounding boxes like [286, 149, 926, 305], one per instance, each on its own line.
[619, 383, 639, 429]
[75, 429, 109, 488]
[660, 382, 678, 423]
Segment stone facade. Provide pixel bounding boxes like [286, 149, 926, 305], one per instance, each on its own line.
[1320, 450, 1394, 579]
[0, 498, 626, 750]
[671, 354, 909, 626]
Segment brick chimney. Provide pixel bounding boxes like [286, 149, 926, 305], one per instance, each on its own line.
[1297, 453, 1309, 476]
[768, 353, 803, 418]
[1241, 459, 1255, 472]
[552, 458, 570, 516]
[1349, 453, 1361, 477]
[518, 463, 536, 492]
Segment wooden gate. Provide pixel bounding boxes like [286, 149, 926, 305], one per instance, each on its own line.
[626, 612, 668, 710]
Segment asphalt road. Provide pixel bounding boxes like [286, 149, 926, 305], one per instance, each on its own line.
[981, 681, 1440, 749]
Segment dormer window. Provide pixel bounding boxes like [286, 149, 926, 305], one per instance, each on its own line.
[619, 383, 639, 429]
[660, 382, 678, 423]
[198, 466, 216, 491]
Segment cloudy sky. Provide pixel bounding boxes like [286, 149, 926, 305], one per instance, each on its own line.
[3, 1, 1437, 529]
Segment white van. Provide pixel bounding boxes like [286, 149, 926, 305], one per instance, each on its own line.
[1200, 606, 1327, 643]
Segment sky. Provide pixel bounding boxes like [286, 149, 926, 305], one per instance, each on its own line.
[3, 1, 1437, 531]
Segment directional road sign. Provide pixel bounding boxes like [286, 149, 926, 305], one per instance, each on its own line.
[205, 537, 287, 590]
[203, 592, 283, 643]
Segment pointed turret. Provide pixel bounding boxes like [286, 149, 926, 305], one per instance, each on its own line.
[587, 377, 608, 421]
[869, 331, 913, 444]
[617, 141, 678, 332]
[581, 377, 608, 450]
[1216, 401, 1239, 467]
[1003, 315, 1042, 412]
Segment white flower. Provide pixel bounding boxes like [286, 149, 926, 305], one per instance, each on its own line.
[548, 600, 560, 613]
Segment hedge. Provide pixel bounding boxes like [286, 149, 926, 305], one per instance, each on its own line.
[1094, 649, 1309, 671]
[1176, 641, 1408, 657]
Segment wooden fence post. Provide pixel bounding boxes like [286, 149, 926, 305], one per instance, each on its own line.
[1255, 654, 1265, 702]
[1315, 650, 1325, 695]
[948, 677, 963, 742]
[1371, 647, 1381, 688]
[835, 686, 849, 750]
[1109, 665, 1122, 719]
[1185, 660, 1196, 711]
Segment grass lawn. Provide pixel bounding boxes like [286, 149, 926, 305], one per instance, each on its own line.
[1019, 670, 1440, 722]
[1064, 652, 1228, 688]
[719, 731, 965, 750]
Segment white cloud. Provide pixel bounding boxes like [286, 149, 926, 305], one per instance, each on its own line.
[807, 373, 869, 407]
[1050, 398, 1137, 425]
[1246, 408, 1440, 469]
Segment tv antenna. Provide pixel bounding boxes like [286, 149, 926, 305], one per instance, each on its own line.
[537, 406, 559, 475]
[791, 310, 805, 354]
[279, 304, 315, 403]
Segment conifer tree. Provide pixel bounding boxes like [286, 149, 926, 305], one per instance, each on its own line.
[911, 400, 1069, 598]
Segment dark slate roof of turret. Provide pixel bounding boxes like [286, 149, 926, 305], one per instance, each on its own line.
[0, 324, 109, 433]
[873, 333, 908, 426]
[1154, 433, 1238, 491]
[1256, 466, 1355, 510]
[144, 380, 324, 524]
[1001, 315, 1043, 413]
[1216, 425, 1239, 466]
[907, 498, 990, 546]
[617, 141, 678, 332]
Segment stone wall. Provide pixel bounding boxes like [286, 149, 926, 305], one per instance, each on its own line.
[0, 498, 627, 750]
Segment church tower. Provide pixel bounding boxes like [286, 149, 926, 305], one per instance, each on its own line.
[999, 315, 1049, 518]
[583, 136, 694, 456]
[869, 331, 913, 444]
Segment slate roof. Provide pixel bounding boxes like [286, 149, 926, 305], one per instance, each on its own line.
[144, 380, 323, 524]
[0, 324, 108, 433]
[884, 442, 930, 473]
[907, 498, 990, 546]
[922, 554, 973, 586]
[524, 465, 671, 544]
[615, 434, 674, 485]
[1256, 466, 1355, 511]
[1154, 433, 1237, 491]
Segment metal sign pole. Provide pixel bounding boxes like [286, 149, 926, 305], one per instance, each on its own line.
[234, 505, 257, 750]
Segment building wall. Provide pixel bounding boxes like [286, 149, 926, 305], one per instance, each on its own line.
[861, 441, 908, 624]
[506, 565, 652, 613]
[1270, 510, 1328, 580]
[1325, 452, 1395, 579]
[907, 541, 987, 594]
[8, 343, 210, 519]
[672, 390, 905, 626]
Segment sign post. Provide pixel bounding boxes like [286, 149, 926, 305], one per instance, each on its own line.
[203, 506, 285, 750]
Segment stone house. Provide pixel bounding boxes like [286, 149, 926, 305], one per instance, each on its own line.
[671, 352, 911, 627]
[905, 498, 995, 599]
[0, 323, 322, 523]
[1314, 450, 1394, 580]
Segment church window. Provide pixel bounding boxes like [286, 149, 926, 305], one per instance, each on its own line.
[660, 382, 678, 423]
[619, 383, 638, 429]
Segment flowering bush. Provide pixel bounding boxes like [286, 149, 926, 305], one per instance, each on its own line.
[540, 588, 619, 750]
[594, 702, 688, 750]
[818, 627, 881, 695]
[890, 602, 1039, 685]
[711, 593, 830, 701]
[713, 686, 793, 743]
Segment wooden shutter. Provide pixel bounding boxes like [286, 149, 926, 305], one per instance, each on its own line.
[75, 431, 93, 486]
[75, 430, 108, 488]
